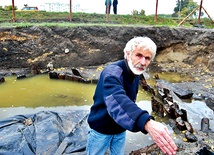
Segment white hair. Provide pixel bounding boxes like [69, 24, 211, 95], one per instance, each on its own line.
[123, 36, 157, 60]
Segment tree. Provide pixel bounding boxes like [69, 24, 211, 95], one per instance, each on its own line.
[132, 10, 139, 15]
[186, 0, 199, 17]
[173, 0, 198, 18]
[131, 9, 145, 16]
[174, 0, 189, 14]
[4, 5, 17, 11]
[139, 9, 145, 16]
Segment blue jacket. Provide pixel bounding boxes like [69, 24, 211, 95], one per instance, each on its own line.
[113, 0, 118, 6]
[105, 0, 112, 6]
[87, 60, 153, 135]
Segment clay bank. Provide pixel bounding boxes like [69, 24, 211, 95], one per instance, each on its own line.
[0, 26, 214, 154]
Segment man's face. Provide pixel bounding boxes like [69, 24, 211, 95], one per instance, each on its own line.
[126, 45, 152, 75]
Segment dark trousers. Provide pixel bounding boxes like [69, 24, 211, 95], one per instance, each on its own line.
[113, 6, 117, 14]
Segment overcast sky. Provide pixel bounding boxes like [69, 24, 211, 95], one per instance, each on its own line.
[1, 0, 213, 17]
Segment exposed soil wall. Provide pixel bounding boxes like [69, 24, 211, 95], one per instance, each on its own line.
[0, 26, 213, 69]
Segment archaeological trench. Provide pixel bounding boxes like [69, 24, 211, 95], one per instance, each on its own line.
[0, 26, 214, 154]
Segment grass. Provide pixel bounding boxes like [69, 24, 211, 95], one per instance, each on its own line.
[0, 10, 214, 28]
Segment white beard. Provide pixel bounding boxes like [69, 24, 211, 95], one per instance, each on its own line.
[128, 59, 146, 75]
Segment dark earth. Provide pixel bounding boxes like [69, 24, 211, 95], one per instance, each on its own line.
[0, 25, 214, 154]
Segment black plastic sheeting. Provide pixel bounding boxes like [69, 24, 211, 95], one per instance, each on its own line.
[0, 110, 89, 155]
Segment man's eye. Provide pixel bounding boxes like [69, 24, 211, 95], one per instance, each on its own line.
[145, 57, 151, 61]
[136, 54, 142, 57]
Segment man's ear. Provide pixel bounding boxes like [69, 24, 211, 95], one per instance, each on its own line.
[126, 51, 131, 61]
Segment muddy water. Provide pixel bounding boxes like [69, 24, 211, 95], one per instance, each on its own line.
[0, 74, 94, 119]
[0, 73, 152, 119]
[0, 75, 96, 108]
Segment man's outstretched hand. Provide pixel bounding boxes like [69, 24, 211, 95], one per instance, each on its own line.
[145, 119, 178, 155]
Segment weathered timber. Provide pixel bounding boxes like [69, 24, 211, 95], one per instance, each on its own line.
[176, 117, 187, 131]
[71, 68, 83, 77]
[65, 74, 91, 83]
[49, 70, 91, 83]
[201, 118, 214, 133]
[0, 76, 5, 83]
[180, 109, 188, 122]
[17, 74, 27, 79]
[151, 97, 165, 117]
[49, 71, 58, 79]
[184, 131, 198, 142]
[129, 143, 160, 155]
[140, 74, 155, 96]
[151, 81, 195, 140]
[168, 119, 181, 135]
[184, 121, 194, 133]
[157, 87, 166, 101]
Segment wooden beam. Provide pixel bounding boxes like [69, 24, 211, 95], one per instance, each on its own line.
[154, 0, 158, 24]
[198, 0, 203, 24]
[69, 0, 72, 21]
[12, 0, 16, 22]
[178, 5, 199, 26]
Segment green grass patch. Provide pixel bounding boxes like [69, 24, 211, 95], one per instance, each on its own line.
[0, 10, 213, 29]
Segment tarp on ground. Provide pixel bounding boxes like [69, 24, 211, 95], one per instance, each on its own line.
[0, 110, 89, 155]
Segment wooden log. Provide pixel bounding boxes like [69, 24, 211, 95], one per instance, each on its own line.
[129, 143, 160, 155]
[140, 74, 155, 95]
[17, 74, 27, 79]
[151, 97, 165, 117]
[201, 118, 214, 133]
[0, 76, 5, 83]
[176, 117, 187, 131]
[71, 68, 83, 77]
[184, 121, 194, 133]
[184, 130, 198, 142]
[168, 119, 181, 135]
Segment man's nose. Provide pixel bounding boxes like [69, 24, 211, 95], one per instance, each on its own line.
[140, 57, 146, 65]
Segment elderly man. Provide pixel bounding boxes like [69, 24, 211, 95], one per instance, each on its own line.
[86, 36, 178, 155]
